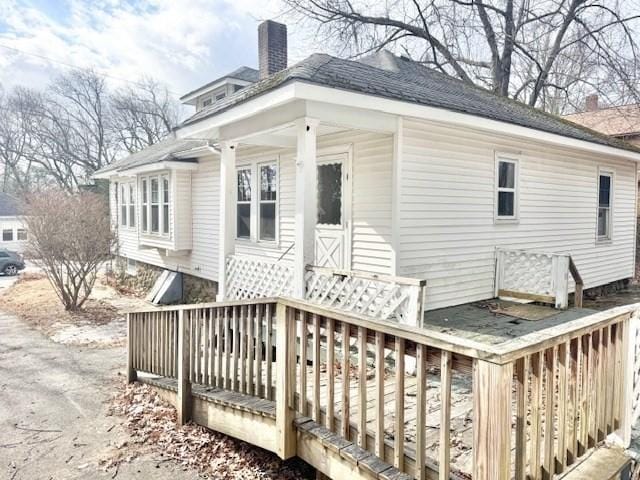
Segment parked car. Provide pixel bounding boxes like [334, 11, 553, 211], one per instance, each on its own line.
[0, 249, 25, 276]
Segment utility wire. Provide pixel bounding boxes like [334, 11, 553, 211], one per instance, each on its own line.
[0, 42, 182, 95]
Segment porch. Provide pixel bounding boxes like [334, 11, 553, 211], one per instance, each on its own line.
[126, 294, 639, 480]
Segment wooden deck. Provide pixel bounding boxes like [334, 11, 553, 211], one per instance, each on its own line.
[126, 297, 639, 480]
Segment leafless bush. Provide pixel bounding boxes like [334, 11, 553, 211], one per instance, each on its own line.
[22, 190, 117, 311]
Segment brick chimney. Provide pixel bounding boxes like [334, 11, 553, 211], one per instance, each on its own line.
[258, 20, 287, 79]
[585, 94, 599, 112]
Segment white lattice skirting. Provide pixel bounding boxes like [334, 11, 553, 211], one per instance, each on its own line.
[225, 255, 294, 300]
[305, 267, 425, 326]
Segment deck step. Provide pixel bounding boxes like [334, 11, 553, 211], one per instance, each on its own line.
[559, 445, 631, 480]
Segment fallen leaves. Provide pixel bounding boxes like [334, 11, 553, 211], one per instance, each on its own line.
[103, 382, 314, 479]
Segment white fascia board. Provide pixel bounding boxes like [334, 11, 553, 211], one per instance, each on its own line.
[109, 161, 199, 177]
[294, 82, 640, 163]
[175, 83, 298, 139]
[171, 145, 220, 159]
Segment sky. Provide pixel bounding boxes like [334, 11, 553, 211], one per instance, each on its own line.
[0, 0, 308, 98]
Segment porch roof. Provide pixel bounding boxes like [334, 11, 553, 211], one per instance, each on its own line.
[93, 137, 210, 177]
[182, 51, 639, 154]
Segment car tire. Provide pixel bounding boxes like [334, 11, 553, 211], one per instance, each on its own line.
[4, 264, 18, 276]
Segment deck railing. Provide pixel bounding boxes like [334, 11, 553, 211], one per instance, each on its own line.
[127, 299, 640, 480]
[495, 248, 584, 309]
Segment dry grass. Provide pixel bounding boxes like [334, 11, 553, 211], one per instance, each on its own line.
[0, 274, 119, 330]
[103, 382, 314, 479]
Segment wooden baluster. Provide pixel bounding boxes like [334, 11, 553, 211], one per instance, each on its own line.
[300, 312, 308, 415]
[606, 325, 615, 434]
[224, 307, 231, 390]
[357, 326, 367, 448]
[127, 313, 137, 383]
[603, 326, 613, 436]
[216, 308, 223, 388]
[440, 350, 452, 480]
[229, 306, 237, 391]
[312, 314, 321, 422]
[394, 337, 405, 470]
[256, 304, 263, 398]
[341, 321, 351, 439]
[587, 332, 597, 448]
[202, 309, 209, 385]
[577, 334, 589, 455]
[543, 346, 557, 480]
[247, 304, 254, 396]
[197, 309, 203, 383]
[613, 322, 624, 430]
[415, 344, 426, 480]
[530, 352, 543, 480]
[164, 312, 169, 377]
[266, 303, 273, 400]
[567, 338, 579, 465]
[326, 317, 335, 431]
[374, 331, 384, 458]
[240, 305, 247, 394]
[514, 356, 527, 480]
[592, 330, 603, 443]
[556, 342, 569, 473]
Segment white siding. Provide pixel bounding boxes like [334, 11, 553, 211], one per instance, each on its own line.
[233, 130, 394, 274]
[399, 117, 637, 311]
[112, 157, 220, 282]
[0, 216, 28, 252]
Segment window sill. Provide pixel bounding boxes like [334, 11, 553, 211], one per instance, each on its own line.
[235, 237, 280, 249]
[494, 218, 520, 225]
[596, 238, 613, 246]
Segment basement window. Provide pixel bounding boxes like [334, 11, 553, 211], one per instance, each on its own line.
[495, 155, 519, 221]
[597, 170, 613, 241]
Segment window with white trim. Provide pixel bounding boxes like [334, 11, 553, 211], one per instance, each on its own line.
[17, 229, 27, 241]
[2, 229, 13, 241]
[495, 156, 518, 220]
[236, 168, 251, 239]
[259, 163, 277, 241]
[128, 183, 136, 228]
[139, 173, 170, 237]
[120, 183, 127, 227]
[597, 171, 613, 241]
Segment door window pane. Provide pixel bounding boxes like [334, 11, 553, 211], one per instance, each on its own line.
[317, 163, 342, 225]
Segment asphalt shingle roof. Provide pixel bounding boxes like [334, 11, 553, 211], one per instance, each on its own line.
[0, 192, 21, 217]
[183, 51, 639, 153]
[95, 137, 208, 175]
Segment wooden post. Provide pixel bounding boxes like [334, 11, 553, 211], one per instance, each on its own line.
[275, 303, 296, 459]
[177, 308, 192, 425]
[217, 141, 237, 301]
[127, 313, 137, 383]
[620, 313, 638, 446]
[293, 117, 319, 299]
[473, 359, 513, 480]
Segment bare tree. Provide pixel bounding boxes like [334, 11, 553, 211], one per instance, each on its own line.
[110, 78, 180, 154]
[284, 0, 640, 112]
[22, 191, 116, 311]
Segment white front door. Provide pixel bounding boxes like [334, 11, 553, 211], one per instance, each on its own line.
[315, 152, 351, 269]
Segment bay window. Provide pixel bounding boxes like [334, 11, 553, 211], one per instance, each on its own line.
[140, 173, 170, 237]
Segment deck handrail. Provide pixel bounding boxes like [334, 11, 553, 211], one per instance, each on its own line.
[126, 298, 640, 480]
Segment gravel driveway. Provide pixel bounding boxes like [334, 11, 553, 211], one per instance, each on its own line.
[0, 311, 201, 480]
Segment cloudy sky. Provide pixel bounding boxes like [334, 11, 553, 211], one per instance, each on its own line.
[0, 0, 309, 97]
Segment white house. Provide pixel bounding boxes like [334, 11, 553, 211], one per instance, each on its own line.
[95, 20, 640, 320]
[0, 192, 28, 252]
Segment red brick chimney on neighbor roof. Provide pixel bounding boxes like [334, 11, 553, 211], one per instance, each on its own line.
[585, 94, 599, 112]
[258, 20, 287, 79]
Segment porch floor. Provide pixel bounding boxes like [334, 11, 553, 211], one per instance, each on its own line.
[421, 299, 597, 346]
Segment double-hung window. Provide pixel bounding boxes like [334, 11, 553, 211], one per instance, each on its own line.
[236, 168, 252, 239]
[259, 164, 277, 241]
[120, 184, 128, 227]
[597, 170, 613, 241]
[140, 173, 170, 237]
[495, 156, 518, 220]
[128, 184, 136, 228]
[2, 229, 13, 241]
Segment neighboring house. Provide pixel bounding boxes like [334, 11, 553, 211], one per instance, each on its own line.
[95, 20, 640, 314]
[564, 94, 640, 147]
[0, 192, 28, 252]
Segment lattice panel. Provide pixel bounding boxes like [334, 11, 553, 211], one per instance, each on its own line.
[304, 268, 423, 326]
[225, 255, 294, 300]
[501, 250, 554, 296]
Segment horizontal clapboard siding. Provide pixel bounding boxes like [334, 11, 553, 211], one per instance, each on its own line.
[400, 117, 637, 311]
[112, 156, 220, 283]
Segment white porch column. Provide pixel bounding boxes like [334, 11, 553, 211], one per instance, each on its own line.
[293, 118, 319, 299]
[217, 141, 237, 301]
